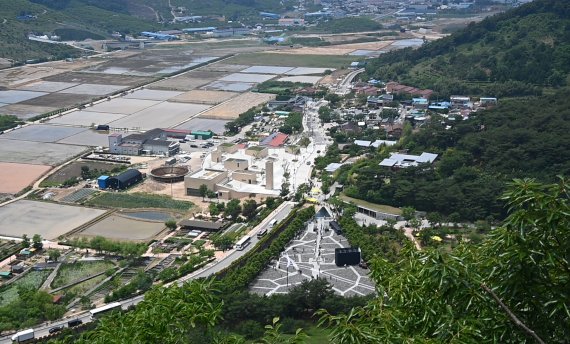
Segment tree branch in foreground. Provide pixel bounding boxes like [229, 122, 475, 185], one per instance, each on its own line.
[481, 283, 545, 344]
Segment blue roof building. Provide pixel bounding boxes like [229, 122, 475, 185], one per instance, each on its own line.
[97, 176, 110, 189]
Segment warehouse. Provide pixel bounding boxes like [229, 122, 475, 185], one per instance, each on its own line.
[108, 129, 180, 156]
[107, 169, 143, 190]
[179, 219, 225, 231]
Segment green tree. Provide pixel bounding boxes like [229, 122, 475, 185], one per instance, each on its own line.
[209, 202, 221, 216]
[165, 220, 177, 230]
[212, 235, 233, 251]
[47, 249, 61, 262]
[318, 106, 333, 123]
[401, 207, 416, 223]
[21, 234, 30, 249]
[242, 200, 258, 220]
[32, 234, 43, 250]
[225, 199, 242, 219]
[199, 184, 208, 201]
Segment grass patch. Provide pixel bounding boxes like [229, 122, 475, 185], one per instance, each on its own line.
[86, 192, 194, 210]
[51, 261, 115, 289]
[224, 53, 363, 68]
[0, 270, 51, 306]
[340, 193, 402, 215]
[67, 274, 109, 295]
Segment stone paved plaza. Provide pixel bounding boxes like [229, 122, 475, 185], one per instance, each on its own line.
[250, 217, 376, 296]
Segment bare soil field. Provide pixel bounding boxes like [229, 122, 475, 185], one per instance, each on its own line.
[170, 90, 239, 105]
[43, 72, 152, 86]
[108, 102, 211, 129]
[0, 163, 52, 194]
[200, 64, 250, 73]
[43, 161, 125, 184]
[76, 214, 165, 242]
[0, 104, 58, 120]
[0, 200, 106, 240]
[198, 92, 275, 120]
[148, 70, 228, 91]
[88, 98, 160, 115]
[0, 139, 87, 166]
[1, 125, 86, 143]
[19, 93, 95, 108]
[0, 60, 103, 88]
[269, 40, 394, 56]
[149, 77, 213, 91]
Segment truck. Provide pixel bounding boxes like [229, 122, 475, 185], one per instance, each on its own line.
[11, 329, 34, 343]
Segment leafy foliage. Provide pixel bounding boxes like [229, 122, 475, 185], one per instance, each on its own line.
[0, 115, 23, 132]
[0, 287, 66, 331]
[319, 178, 570, 343]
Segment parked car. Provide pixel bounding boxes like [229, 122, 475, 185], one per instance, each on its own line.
[190, 144, 198, 148]
[49, 326, 64, 334]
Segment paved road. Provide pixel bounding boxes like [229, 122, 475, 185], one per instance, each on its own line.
[335, 68, 365, 95]
[291, 100, 329, 192]
[185, 202, 295, 280]
[0, 202, 296, 344]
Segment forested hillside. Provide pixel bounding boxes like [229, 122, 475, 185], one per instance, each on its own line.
[338, 90, 570, 220]
[364, 0, 570, 97]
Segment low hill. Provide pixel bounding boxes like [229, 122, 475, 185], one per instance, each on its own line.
[364, 0, 570, 98]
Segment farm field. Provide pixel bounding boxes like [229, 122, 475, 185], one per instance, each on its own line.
[124, 89, 183, 101]
[108, 102, 210, 130]
[0, 139, 86, 165]
[51, 261, 116, 289]
[1, 125, 86, 143]
[224, 53, 361, 68]
[86, 192, 194, 211]
[0, 162, 51, 194]
[58, 84, 126, 96]
[43, 72, 152, 86]
[46, 111, 127, 127]
[16, 81, 78, 93]
[0, 200, 107, 239]
[0, 270, 51, 306]
[87, 98, 161, 115]
[198, 92, 275, 120]
[0, 104, 58, 120]
[77, 215, 166, 242]
[18, 92, 95, 108]
[170, 90, 239, 105]
[203, 81, 255, 92]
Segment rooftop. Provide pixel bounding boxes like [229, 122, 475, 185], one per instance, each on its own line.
[189, 169, 226, 180]
[379, 152, 438, 168]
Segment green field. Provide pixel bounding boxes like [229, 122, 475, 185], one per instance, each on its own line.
[67, 274, 109, 295]
[86, 192, 194, 211]
[51, 261, 115, 289]
[224, 53, 364, 68]
[0, 270, 51, 306]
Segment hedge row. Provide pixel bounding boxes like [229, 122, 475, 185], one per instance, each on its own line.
[218, 206, 315, 291]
